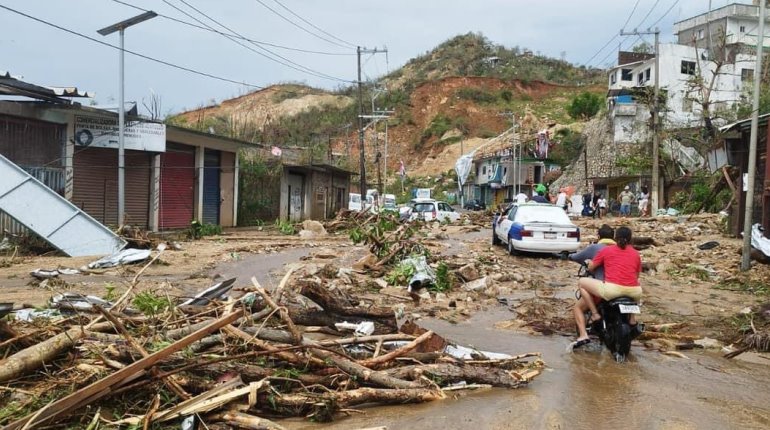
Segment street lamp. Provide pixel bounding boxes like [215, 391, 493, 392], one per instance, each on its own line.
[97, 11, 157, 226]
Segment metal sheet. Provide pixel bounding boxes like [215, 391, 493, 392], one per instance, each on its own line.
[0, 153, 126, 256]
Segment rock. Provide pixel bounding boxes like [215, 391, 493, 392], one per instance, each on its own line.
[298, 230, 317, 239]
[301, 220, 327, 236]
[693, 337, 722, 349]
[352, 253, 378, 271]
[512, 272, 525, 283]
[463, 276, 489, 291]
[374, 278, 388, 289]
[457, 264, 480, 282]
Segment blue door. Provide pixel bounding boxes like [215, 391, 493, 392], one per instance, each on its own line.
[203, 150, 220, 225]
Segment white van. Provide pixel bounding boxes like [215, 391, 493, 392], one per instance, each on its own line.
[348, 193, 362, 211]
[383, 194, 397, 210]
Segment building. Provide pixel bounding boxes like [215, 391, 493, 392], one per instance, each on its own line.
[710, 114, 770, 238]
[0, 72, 245, 233]
[607, 43, 755, 142]
[674, 1, 770, 51]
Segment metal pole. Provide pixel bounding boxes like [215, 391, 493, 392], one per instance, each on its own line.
[357, 46, 366, 195]
[651, 28, 661, 214]
[741, 0, 765, 271]
[118, 28, 125, 226]
[459, 138, 464, 208]
[384, 121, 388, 192]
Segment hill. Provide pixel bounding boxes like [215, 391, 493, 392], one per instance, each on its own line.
[167, 33, 605, 179]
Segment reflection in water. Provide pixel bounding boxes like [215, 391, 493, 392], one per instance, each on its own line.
[283, 309, 770, 430]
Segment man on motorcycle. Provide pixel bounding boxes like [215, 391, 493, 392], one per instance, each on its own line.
[572, 226, 642, 348]
[569, 224, 615, 281]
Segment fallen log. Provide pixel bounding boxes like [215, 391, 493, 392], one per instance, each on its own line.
[386, 363, 535, 388]
[359, 330, 435, 368]
[220, 411, 287, 430]
[0, 327, 85, 383]
[298, 279, 396, 324]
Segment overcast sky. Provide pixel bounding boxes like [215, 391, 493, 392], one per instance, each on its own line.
[0, 0, 741, 115]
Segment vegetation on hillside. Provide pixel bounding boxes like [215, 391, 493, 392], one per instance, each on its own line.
[567, 92, 604, 120]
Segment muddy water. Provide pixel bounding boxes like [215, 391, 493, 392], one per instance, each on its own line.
[284, 309, 770, 430]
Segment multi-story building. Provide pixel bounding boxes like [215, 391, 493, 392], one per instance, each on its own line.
[674, 1, 770, 51]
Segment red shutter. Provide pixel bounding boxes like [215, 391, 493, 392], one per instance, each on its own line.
[159, 144, 195, 229]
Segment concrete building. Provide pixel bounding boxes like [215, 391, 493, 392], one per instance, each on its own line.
[607, 43, 755, 141]
[674, 1, 770, 51]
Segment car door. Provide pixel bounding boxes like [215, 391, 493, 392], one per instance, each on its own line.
[440, 203, 459, 222]
[496, 206, 516, 243]
[437, 202, 449, 221]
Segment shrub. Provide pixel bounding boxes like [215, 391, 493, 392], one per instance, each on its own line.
[456, 88, 498, 104]
[567, 92, 603, 120]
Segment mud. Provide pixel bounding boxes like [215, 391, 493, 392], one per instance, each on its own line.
[283, 309, 770, 430]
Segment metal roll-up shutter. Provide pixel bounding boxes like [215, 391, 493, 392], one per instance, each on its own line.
[159, 143, 195, 229]
[202, 149, 221, 224]
[73, 148, 150, 227]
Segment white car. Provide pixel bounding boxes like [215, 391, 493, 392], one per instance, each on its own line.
[492, 203, 581, 255]
[409, 199, 460, 223]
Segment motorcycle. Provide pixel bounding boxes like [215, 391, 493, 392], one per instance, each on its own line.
[576, 263, 643, 362]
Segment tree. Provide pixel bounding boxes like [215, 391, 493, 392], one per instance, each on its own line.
[567, 92, 603, 120]
[632, 42, 653, 54]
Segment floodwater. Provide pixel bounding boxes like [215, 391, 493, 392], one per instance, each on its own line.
[284, 309, 770, 430]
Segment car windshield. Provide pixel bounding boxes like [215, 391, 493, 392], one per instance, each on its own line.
[350, 195, 361, 203]
[515, 205, 571, 224]
[413, 203, 435, 213]
[383, 198, 396, 208]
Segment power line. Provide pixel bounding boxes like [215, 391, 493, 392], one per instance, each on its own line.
[635, 0, 662, 29]
[270, 0, 357, 48]
[252, 0, 352, 49]
[0, 3, 263, 88]
[584, 0, 644, 66]
[621, 0, 642, 31]
[649, 0, 681, 29]
[109, 0, 354, 56]
[163, 0, 350, 83]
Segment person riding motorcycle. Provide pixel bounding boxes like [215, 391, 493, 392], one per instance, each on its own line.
[572, 226, 642, 348]
[569, 224, 615, 281]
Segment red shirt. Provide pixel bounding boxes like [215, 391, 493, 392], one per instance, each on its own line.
[593, 245, 641, 286]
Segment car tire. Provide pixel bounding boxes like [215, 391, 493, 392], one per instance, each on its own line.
[492, 230, 501, 246]
[507, 239, 518, 256]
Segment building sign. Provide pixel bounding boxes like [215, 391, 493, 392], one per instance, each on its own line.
[74, 115, 166, 152]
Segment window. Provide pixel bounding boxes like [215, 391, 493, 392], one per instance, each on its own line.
[503, 167, 507, 176]
[482, 166, 487, 175]
[681, 60, 696, 75]
[610, 71, 617, 85]
[682, 97, 693, 113]
[621, 68, 633, 81]
[740, 25, 746, 33]
[697, 29, 705, 39]
[637, 72, 645, 86]
[741, 68, 754, 82]
[644, 68, 651, 82]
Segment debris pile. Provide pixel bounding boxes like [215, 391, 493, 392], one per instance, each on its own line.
[0, 260, 542, 428]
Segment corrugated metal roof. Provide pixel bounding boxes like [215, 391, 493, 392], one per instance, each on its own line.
[719, 113, 770, 133]
[0, 70, 93, 102]
[473, 129, 522, 161]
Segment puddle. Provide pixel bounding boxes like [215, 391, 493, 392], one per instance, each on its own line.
[283, 309, 770, 430]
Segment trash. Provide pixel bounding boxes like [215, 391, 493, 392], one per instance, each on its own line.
[697, 241, 720, 250]
[444, 343, 513, 360]
[180, 278, 236, 306]
[0, 302, 14, 319]
[334, 321, 376, 336]
[30, 268, 80, 279]
[751, 224, 770, 258]
[694, 337, 722, 349]
[402, 256, 436, 294]
[14, 308, 61, 321]
[87, 248, 152, 269]
[50, 292, 114, 312]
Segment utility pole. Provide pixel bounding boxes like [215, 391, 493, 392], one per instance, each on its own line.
[741, 0, 766, 271]
[356, 46, 387, 195]
[498, 111, 517, 199]
[621, 27, 661, 213]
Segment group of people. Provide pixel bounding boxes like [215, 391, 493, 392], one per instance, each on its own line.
[581, 185, 650, 219]
[569, 224, 643, 348]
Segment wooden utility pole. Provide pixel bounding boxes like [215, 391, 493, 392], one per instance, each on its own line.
[741, 0, 766, 271]
[621, 28, 661, 213]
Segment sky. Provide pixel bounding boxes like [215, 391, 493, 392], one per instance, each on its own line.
[0, 0, 740, 116]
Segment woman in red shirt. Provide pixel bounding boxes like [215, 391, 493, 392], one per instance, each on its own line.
[573, 226, 642, 346]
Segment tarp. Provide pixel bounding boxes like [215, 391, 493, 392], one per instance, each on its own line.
[454, 153, 474, 187]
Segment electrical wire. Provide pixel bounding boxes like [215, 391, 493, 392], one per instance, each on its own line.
[635, 0, 662, 30]
[0, 3, 263, 88]
[621, 0, 642, 31]
[649, 0, 682, 29]
[270, 0, 357, 48]
[251, 0, 352, 49]
[110, 0, 354, 56]
[163, 0, 351, 83]
[584, 0, 643, 66]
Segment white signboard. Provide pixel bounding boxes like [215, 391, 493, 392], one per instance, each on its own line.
[74, 115, 166, 152]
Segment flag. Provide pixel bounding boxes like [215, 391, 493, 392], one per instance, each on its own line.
[271, 146, 282, 157]
[399, 160, 406, 178]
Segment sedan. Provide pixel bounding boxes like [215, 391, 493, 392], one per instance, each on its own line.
[463, 199, 486, 211]
[492, 203, 580, 255]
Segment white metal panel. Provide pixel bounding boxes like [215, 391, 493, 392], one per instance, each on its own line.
[0, 153, 126, 257]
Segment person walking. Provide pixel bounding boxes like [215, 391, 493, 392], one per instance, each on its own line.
[597, 194, 607, 219]
[638, 186, 650, 217]
[618, 186, 634, 218]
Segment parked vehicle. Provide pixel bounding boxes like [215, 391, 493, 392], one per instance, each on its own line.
[382, 194, 397, 211]
[492, 203, 580, 255]
[577, 263, 642, 362]
[348, 193, 362, 211]
[409, 198, 460, 223]
[463, 199, 486, 211]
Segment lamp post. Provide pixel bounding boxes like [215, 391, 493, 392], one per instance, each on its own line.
[98, 11, 157, 226]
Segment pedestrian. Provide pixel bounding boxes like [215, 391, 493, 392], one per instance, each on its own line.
[638, 185, 650, 217]
[582, 191, 594, 217]
[515, 190, 528, 204]
[618, 186, 634, 218]
[592, 191, 601, 218]
[597, 194, 607, 218]
[555, 187, 568, 211]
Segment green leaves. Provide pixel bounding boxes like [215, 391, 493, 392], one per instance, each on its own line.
[566, 92, 603, 121]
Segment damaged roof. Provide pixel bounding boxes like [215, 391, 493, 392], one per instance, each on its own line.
[0, 70, 93, 103]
